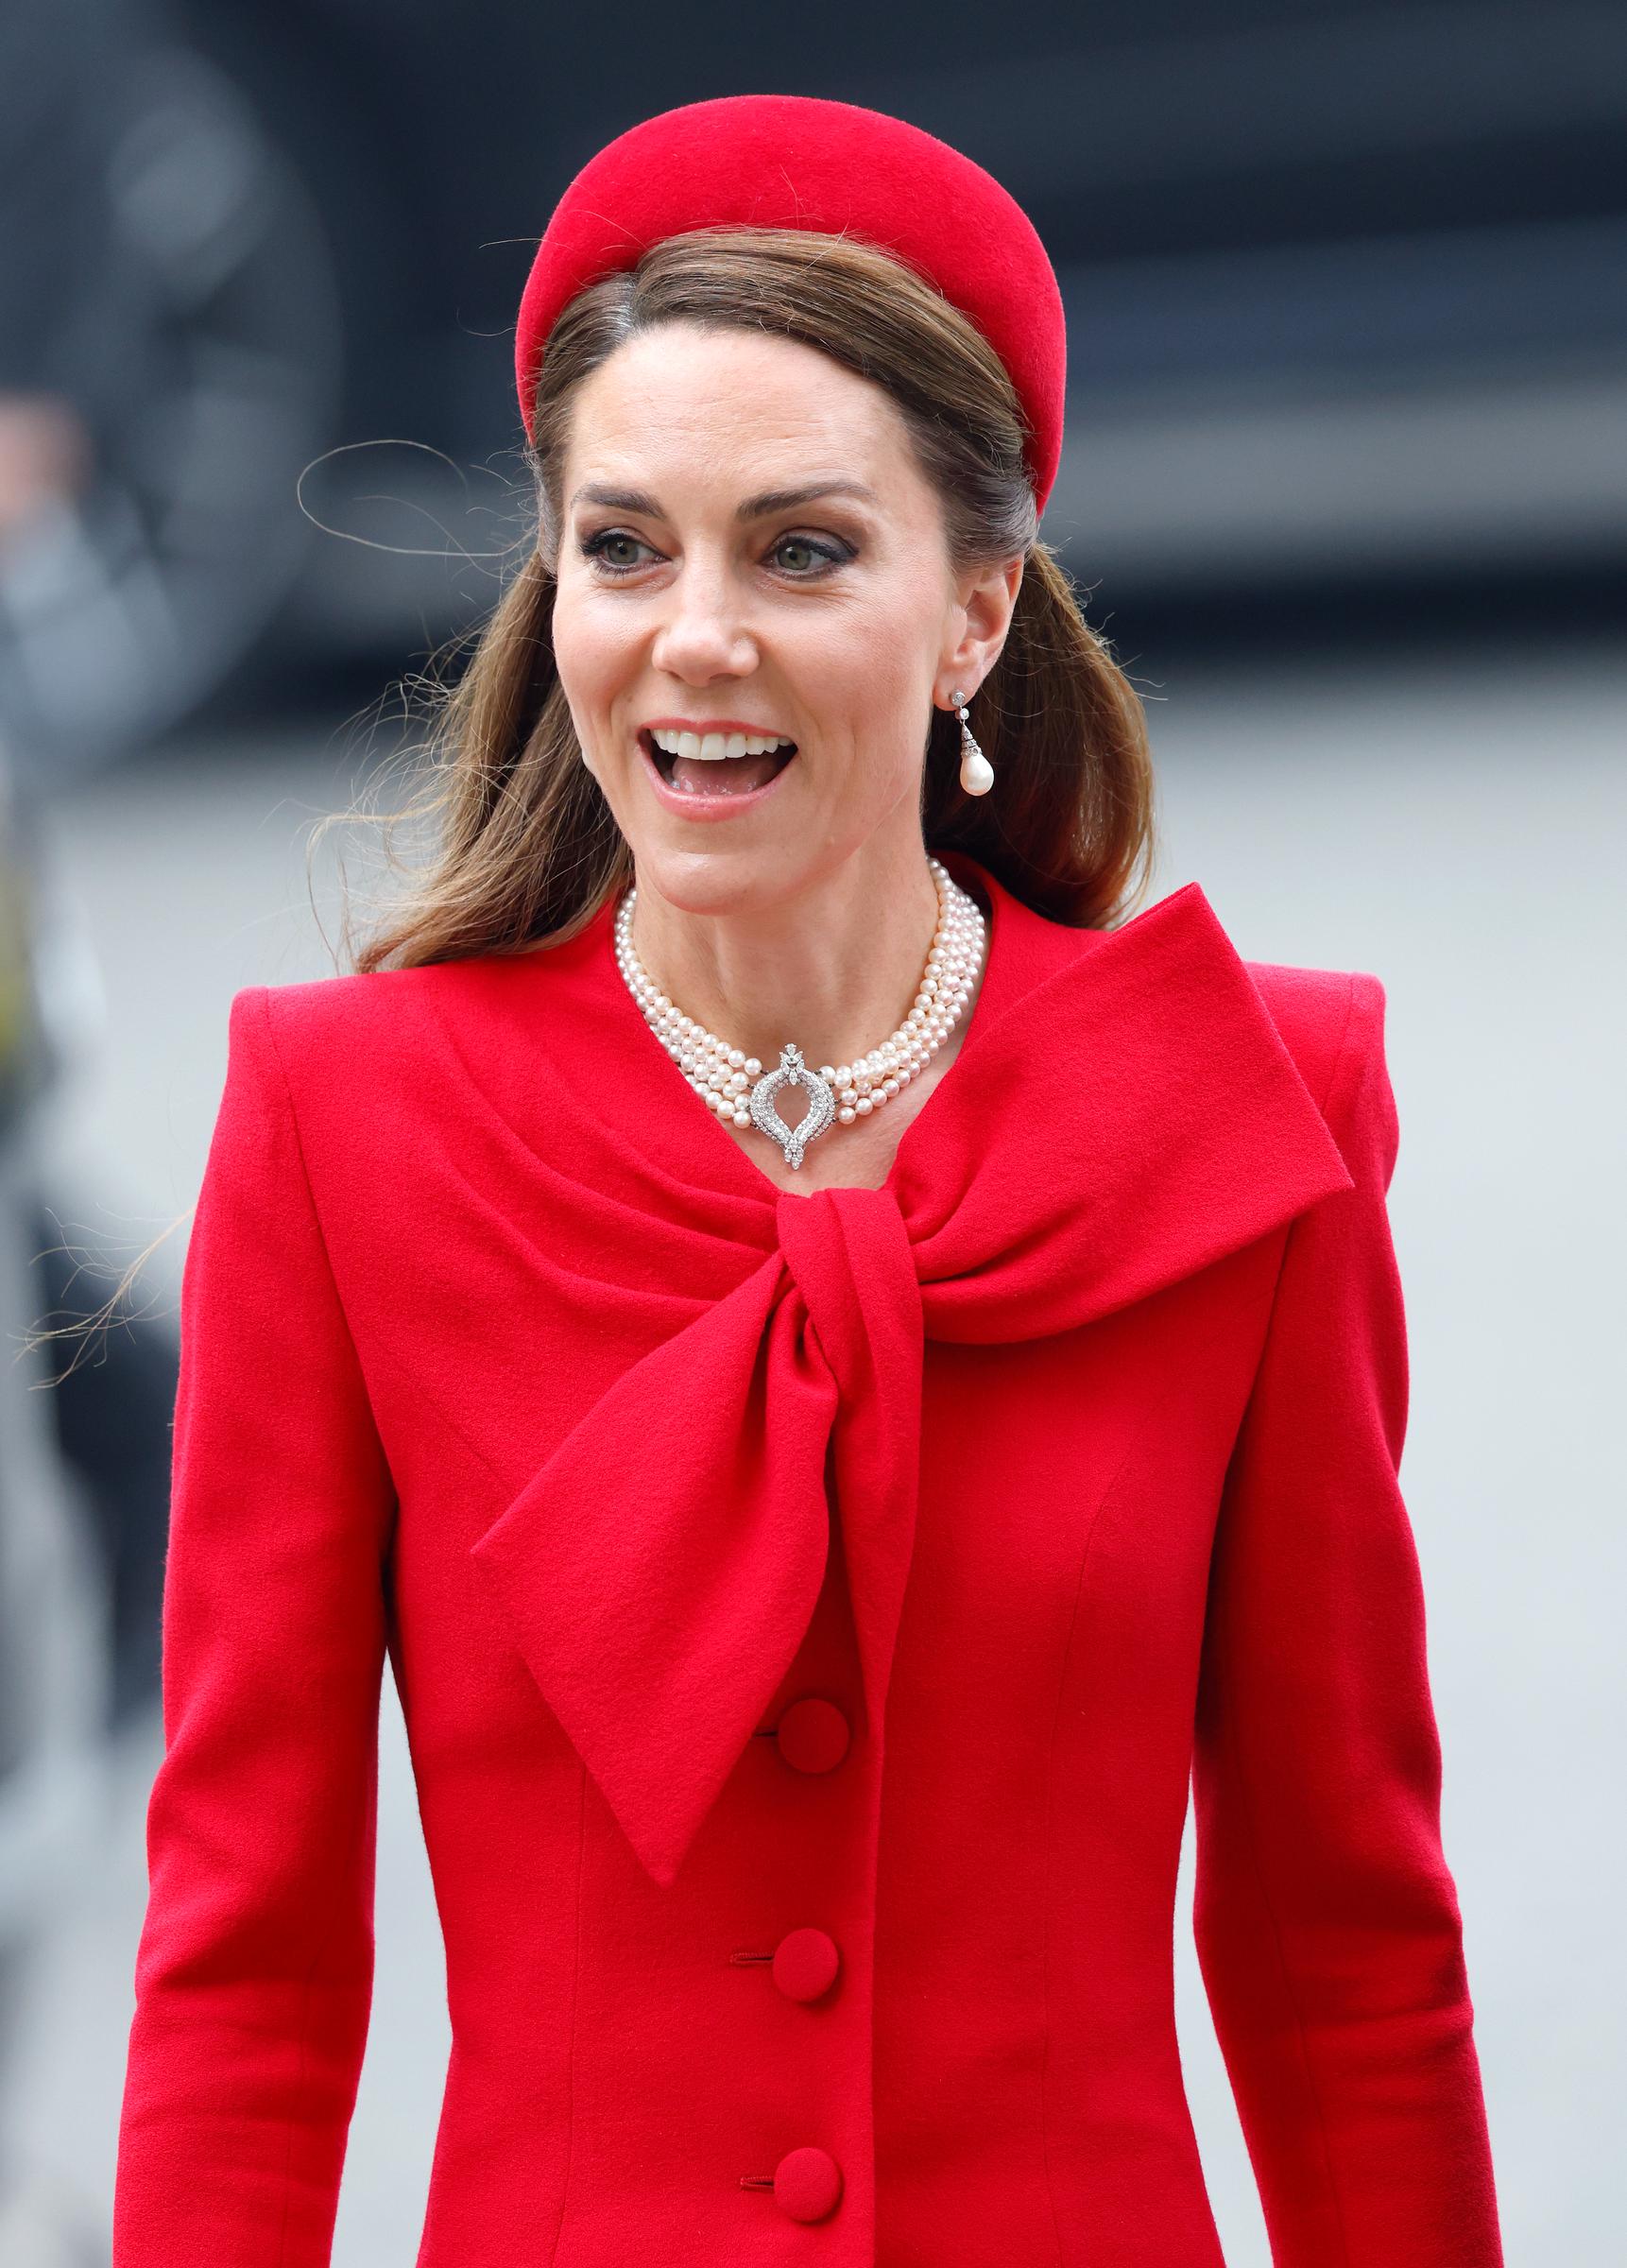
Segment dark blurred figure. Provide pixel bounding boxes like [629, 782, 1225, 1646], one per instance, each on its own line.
[0, 5, 207, 2253]
[0, 0, 216, 1728]
[0, 734, 113, 2262]
[0, 402, 180, 1739]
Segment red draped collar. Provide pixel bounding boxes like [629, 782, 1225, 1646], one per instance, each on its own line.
[460, 850, 1353, 1887]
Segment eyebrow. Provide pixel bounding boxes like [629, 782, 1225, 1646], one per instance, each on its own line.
[568, 478, 880, 520]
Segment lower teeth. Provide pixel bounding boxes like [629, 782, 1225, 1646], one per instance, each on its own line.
[662, 746, 793, 793]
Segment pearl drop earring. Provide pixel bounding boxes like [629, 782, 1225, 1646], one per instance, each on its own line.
[950, 687, 994, 796]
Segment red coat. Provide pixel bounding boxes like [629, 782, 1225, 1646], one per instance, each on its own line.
[112, 846, 1504, 2264]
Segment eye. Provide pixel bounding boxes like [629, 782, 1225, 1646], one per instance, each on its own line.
[769, 533, 849, 578]
[578, 528, 655, 576]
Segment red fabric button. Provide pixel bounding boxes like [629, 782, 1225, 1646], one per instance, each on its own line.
[774, 2144, 844, 2223]
[772, 1927, 841, 2002]
[775, 1697, 849, 1773]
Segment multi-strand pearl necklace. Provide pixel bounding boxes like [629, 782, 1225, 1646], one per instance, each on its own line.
[613, 853, 988, 1169]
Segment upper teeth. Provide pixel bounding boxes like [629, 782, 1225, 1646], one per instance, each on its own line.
[648, 728, 794, 761]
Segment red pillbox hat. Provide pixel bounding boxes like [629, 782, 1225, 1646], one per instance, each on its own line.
[513, 92, 1067, 513]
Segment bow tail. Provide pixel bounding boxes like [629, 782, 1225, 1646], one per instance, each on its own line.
[777, 1188, 927, 1757]
[468, 1250, 842, 1887]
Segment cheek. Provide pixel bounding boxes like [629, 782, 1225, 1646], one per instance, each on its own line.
[551, 582, 632, 713]
[805, 601, 937, 750]
[550, 600, 635, 792]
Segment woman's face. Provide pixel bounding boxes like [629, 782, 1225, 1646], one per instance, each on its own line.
[550, 321, 1020, 910]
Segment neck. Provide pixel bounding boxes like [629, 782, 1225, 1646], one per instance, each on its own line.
[626, 848, 948, 1074]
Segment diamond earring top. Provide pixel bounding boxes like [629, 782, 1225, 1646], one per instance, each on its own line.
[950, 687, 994, 797]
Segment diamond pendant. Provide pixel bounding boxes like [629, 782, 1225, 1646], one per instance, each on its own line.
[747, 1043, 835, 1169]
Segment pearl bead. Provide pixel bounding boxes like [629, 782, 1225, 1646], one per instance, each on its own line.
[612, 852, 986, 1164]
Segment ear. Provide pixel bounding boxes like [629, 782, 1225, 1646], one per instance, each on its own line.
[938, 553, 1024, 702]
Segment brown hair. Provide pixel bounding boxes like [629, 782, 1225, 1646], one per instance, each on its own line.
[329, 224, 1157, 974]
[25, 226, 1159, 1377]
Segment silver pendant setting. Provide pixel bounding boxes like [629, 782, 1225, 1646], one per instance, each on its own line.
[747, 1043, 835, 1169]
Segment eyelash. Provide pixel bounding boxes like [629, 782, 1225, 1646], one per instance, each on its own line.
[576, 528, 852, 580]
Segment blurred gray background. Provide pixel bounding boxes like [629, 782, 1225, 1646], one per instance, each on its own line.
[1, 2, 1621, 2260]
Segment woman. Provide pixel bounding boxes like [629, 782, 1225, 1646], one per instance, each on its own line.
[111, 93, 1505, 2265]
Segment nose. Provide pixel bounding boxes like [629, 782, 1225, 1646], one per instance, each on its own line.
[648, 554, 757, 683]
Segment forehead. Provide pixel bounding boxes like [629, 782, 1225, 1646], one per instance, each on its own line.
[562, 323, 915, 488]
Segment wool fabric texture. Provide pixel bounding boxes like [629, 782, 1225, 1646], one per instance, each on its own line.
[512, 93, 1069, 510]
[111, 849, 1504, 2263]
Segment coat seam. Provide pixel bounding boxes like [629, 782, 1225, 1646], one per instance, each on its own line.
[1199, 968, 1366, 2268]
[1216, 971, 1362, 1466]
[253, 985, 390, 2258]
[254, 985, 402, 1555]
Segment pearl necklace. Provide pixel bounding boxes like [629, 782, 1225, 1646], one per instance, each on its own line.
[613, 853, 988, 1169]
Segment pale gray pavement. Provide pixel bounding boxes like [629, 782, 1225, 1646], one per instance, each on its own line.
[3, 635, 1622, 2263]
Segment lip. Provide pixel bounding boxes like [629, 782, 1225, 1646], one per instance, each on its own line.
[638, 729, 797, 821]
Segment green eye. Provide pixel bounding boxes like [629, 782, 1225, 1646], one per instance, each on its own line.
[772, 535, 849, 576]
[580, 530, 651, 573]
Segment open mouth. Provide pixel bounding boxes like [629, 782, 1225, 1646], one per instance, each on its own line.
[641, 728, 798, 799]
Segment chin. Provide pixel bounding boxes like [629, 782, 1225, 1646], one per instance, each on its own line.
[631, 841, 810, 909]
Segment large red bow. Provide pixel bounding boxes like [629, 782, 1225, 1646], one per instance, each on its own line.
[467, 882, 1354, 1886]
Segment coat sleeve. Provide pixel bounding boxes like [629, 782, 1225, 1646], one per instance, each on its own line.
[1190, 972, 1504, 2265]
[112, 985, 396, 2266]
